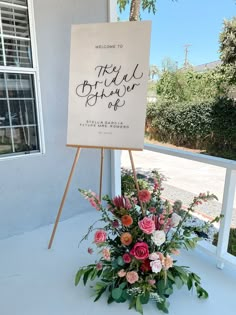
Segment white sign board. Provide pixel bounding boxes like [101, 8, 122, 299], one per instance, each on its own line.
[67, 21, 151, 150]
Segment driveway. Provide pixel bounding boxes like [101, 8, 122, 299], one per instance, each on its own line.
[121, 150, 236, 227]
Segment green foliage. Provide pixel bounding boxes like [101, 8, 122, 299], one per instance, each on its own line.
[146, 97, 236, 159]
[156, 68, 225, 103]
[219, 17, 236, 65]
[213, 228, 236, 256]
[117, 0, 157, 15]
[75, 171, 220, 314]
[121, 168, 150, 196]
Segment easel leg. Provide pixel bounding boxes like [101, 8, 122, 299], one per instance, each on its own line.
[48, 147, 81, 249]
[128, 150, 145, 216]
[99, 148, 104, 201]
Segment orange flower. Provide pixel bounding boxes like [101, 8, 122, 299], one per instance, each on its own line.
[121, 215, 133, 227]
[120, 232, 132, 246]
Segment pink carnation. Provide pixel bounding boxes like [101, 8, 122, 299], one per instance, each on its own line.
[138, 190, 151, 203]
[94, 230, 107, 244]
[138, 217, 155, 234]
[126, 271, 139, 284]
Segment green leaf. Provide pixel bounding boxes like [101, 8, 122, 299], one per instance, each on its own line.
[75, 269, 84, 286]
[107, 294, 114, 304]
[112, 287, 123, 300]
[175, 276, 183, 289]
[117, 256, 125, 266]
[187, 276, 193, 290]
[94, 286, 107, 302]
[129, 297, 136, 310]
[140, 292, 150, 304]
[119, 282, 127, 290]
[165, 287, 173, 295]
[136, 296, 143, 315]
[156, 298, 169, 314]
[83, 268, 93, 285]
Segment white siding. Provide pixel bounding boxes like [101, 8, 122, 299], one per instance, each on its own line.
[0, 0, 111, 239]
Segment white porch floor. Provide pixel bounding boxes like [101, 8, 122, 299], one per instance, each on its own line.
[0, 212, 236, 315]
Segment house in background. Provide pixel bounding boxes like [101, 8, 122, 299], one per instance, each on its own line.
[0, 0, 117, 240]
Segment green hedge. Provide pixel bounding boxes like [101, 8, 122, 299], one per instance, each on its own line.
[146, 97, 236, 158]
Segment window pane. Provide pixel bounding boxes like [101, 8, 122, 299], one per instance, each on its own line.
[13, 125, 39, 152]
[10, 99, 37, 126]
[0, 38, 4, 65]
[1, 6, 30, 38]
[7, 73, 34, 98]
[0, 72, 7, 97]
[0, 127, 13, 155]
[0, 1, 27, 6]
[0, 100, 10, 126]
[4, 38, 32, 67]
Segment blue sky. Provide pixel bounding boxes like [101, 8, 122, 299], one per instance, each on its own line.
[118, 0, 236, 68]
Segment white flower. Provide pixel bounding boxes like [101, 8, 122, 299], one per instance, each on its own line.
[149, 252, 160, 260]
[171, 213, 182, 227]
[151, 230, 166, 246]
[150, 260, 162, 273]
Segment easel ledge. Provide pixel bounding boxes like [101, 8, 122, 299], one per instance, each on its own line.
[66, 144, 143, 151]
[48, 146, 144, 249]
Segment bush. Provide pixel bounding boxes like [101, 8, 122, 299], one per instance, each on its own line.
[213, 228, 236, 257]
[146, 97, 236, 158]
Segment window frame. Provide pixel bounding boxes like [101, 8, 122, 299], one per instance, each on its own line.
[0, 0, 45, 160]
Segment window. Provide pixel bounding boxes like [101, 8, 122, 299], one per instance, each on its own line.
[0, 0, 42, 157]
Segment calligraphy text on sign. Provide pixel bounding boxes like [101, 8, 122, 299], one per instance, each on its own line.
[75, 64, 143, 111]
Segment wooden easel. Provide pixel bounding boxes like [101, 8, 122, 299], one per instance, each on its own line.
[48, 146, 143, 249]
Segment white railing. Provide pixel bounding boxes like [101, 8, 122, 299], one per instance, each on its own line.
[108, 0, 236, 269]
[144, 143, 236, 269]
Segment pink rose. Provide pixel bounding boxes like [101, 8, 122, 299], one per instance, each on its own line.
[123, 253, 132, 263]
[138, 217, 155, 234]
[130, 242, 149, 260]
[150, 260, 162, 273]
[148, 279, 156, 285]
[94, 230, 106, 244]
[138, 190, 151, 203]
[126, 271, 139, 284]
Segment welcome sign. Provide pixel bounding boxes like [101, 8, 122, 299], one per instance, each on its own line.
[67, 21, 151, 150]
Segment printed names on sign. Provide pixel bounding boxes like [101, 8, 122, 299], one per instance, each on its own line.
[67, 21, 151, 150]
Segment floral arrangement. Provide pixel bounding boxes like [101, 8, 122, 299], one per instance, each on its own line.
[75, 170, 219, 314]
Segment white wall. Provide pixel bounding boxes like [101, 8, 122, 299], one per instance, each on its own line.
[0, 0, 111, 239]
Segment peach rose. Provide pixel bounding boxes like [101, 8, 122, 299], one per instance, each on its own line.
[163, 255, 173, 270]
[126, 271, 139, 284]
[102, 248, 111, 261]
[118, 269, 126, 277]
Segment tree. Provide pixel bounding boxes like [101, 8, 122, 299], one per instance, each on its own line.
[149, 64, 159, 80]
[219, 17, 236, 65]
[117, 0, 158, 21]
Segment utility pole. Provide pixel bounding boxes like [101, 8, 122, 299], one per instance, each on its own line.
[184, 44, 191, 67]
